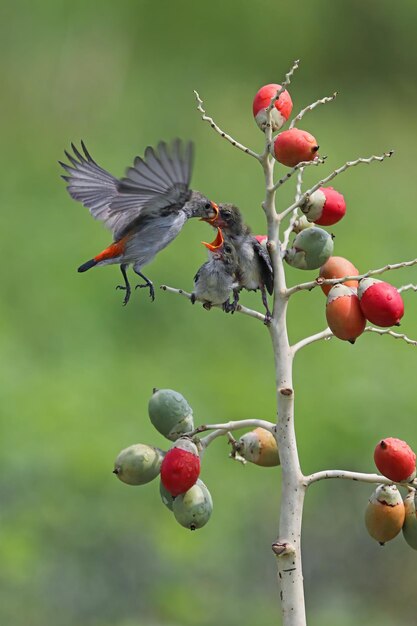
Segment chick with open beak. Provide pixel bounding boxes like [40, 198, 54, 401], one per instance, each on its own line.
[191, 228, 240, 313]
[201, 203, 273, 322]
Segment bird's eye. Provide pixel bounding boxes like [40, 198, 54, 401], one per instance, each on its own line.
[205, 202, 211, 210]
[223, 211, 231, 218]
[224, 245, 232, 253]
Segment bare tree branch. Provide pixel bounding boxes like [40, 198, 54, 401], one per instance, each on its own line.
[399, 284, 417, 293]
[160, 285, 267, 323]
[289, 92, 338, 129]
[305, 469, 417, 488]
[279, 151, 394, 221]
[194, 90, 260, 160]
[272, 157, 326, 192]
[191, 419, 275, 438]
[286, 256, 417, 297]
[364, 326, 417, 346]
[292, 328, 333, 355]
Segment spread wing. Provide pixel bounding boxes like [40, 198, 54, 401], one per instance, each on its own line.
[60, 139, 194, 240]
[253, 238, 274, 294]
[59, 141, 120, 230]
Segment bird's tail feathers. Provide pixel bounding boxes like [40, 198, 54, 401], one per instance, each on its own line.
[78, 259, 98, 273]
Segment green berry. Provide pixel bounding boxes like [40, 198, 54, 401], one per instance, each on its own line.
[148, 388, 194, 441]
[173, 480, 213, 530]
[285, 227, 334, 270]
[113, 444, 164, 486]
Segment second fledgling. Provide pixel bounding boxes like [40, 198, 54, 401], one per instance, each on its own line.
[191, 228, 239, 313]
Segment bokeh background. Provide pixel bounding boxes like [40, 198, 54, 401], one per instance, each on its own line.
[2, 1, 417, 624]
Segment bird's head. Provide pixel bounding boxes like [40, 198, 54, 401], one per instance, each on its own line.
[186, 191, 219, 220]
[201, 203, 244, 236]
[202, 228, 238, 268]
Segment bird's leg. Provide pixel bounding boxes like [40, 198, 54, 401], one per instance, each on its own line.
[260, 284, 272, 325]
[115, 264, 131, 306]
[230, 288, 240, 314]
[133, 269, 155, 301]
[203, 302, 212, 310]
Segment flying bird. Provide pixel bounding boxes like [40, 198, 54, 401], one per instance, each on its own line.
[202, 203, 273, 320]
[60, 139, 218, 304]
[191, 228, 239, 313]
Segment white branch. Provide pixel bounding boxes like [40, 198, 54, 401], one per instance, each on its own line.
[295, 168, 304, 202]
[289, 92, 338, 129]
[192, 419, 275, 437]
[305, 469, 417, 488]
[272, 157, 327, 192]
[292, 328, 333, 355]
[279, 151, 394, 221]
[265, 59, 300, 116]
[399, 284, 417, 293]
[193, 90, 260, 160]
[160, 285, 267, 323]
[286, 255, 417, 297]
[364, 326, 417, 347]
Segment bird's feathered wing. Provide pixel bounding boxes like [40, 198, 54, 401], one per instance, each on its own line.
[253, 238, 274, 295]
[60, 139, 194, 240]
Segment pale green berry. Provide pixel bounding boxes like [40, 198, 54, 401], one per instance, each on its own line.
[173, 480, 213, 530]
[113, 444, 164, 486]
[148, 388, 194, 441]
[159, 480, 175, 511]
[285, 227, 334, 270]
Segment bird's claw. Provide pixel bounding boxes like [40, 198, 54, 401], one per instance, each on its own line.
[135, 283, 155, 301]
[115, 284, 131, 305]
[264, 313, 272, 326]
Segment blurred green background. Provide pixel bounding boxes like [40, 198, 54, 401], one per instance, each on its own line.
[1, 0, 417, 624]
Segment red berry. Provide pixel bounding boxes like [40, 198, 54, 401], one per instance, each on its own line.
[374, 437, 416, 482]
[253, 84, 293, 131]
[160, 439, 200, 496]
[303, 187, 346, 226]
[271, 128, 319, 167]
[326, 284, 366, 343]
[358, 278, 404, 327]
[319, 256, 359, 296]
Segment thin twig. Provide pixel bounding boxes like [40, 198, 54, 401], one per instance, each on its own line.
[399, 284, 417, 293]
[295, 168, 304, 202]
[286, 256, 417, 297]
[194, 90, 260, 160]
[262, 60, 300, 158]
[265, 59, 300, 116]
[364, 326, 417, 346]
[292, 328, 333, 355]
[272, 157, 327, 192]
[160, 285, 267, 323]
[305, 468, 417, 488]
[190, 419, 275, 438]
[289, 92, 338, 129]
[279, 151, 394, 222]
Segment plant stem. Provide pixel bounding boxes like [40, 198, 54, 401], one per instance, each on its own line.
[262, 139, 307, 625]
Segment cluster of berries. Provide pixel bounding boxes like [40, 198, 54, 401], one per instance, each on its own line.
[113, 389, 279, 531]
[252, 83, 404, 343]
[365, 438, 417, 547]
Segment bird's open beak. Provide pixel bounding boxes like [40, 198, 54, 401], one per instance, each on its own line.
[202, 227, 224, 251]
[200, 201, 219, 224]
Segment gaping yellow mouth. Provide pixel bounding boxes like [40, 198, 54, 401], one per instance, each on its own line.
[202, 227, 223, 251]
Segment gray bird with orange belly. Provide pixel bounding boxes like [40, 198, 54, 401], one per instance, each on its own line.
[60, 139, 218, 304]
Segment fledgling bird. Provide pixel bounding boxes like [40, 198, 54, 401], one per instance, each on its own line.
[202, 203, 273, 320]
[60, 139, 218, 305]
[191, 228, 239, 313]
